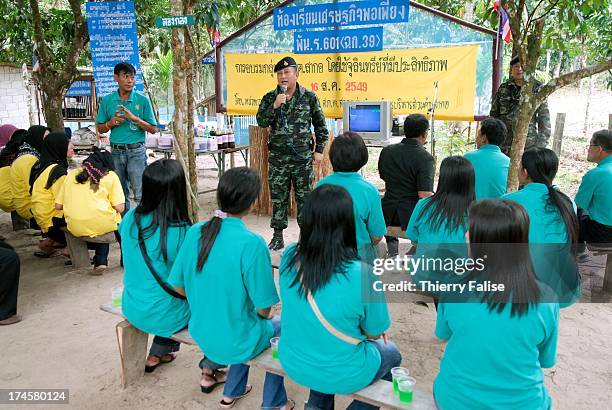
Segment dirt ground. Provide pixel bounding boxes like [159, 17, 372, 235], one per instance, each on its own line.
[1, 86, 611, 409]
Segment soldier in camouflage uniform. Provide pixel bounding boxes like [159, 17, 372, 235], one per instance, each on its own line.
[256, 56, 328, 250]
[490, 56, 551, 155]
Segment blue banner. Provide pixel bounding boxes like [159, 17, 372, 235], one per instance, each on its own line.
[294, 27, 383, 54]
[65, 80, 92, 97]
[274, 0, 410, 30]
[86, 1, 144, 97]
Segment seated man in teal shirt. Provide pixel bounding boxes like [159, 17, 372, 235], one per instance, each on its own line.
[96, 62, 157, 211]
[575, 129, 612, 246]
[464, 118, 509, 199]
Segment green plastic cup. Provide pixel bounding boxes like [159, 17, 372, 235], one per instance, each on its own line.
[112, 287, 122, 308]
[391, 367, 410, 392]
[270, 337, 280, 360]
[398, 377, 416, 403]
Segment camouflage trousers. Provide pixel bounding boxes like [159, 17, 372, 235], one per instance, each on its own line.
[269, 152, 313, 230]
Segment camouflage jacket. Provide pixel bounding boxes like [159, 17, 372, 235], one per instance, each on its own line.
[256, 83, 328, 158]
[490, 79, 551, 154]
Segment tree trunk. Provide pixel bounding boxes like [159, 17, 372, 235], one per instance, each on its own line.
[507, 96, 538, 192]
[185, 26, 199, 221]
[554, 51, 563, 77]
[583, 75, 593, 137]
[42, 92, 65, 131]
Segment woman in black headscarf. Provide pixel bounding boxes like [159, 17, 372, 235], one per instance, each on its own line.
[16, 125, 50, 160]
[0, 129, 27, 167]
[30, 132, 74, 257]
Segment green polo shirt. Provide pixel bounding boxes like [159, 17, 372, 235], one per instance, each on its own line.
[464, 144, 510, 199]
[575, 156, 612, 226]
[96, 89, 156, 144]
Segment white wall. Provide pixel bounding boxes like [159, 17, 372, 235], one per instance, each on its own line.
[0, 65, 38, 129]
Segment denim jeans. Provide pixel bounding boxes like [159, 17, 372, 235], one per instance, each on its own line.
[86, 242, 109, 267]
[306, 339, 402, 410]
[199, 315, 288, 409]
[111, 143, 147, 212]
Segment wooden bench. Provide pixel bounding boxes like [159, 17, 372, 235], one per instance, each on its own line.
[587, 244, 612, 293]
[63, 230, 116, 269]
[386, 226, 408, 239]
[100, 304, 436, 409]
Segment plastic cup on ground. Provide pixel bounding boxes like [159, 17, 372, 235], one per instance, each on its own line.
[391, 367, 410, 392]
[270, 337, 280, 359]
[111, 287, 123, 308]
[398, 377, 416, 403]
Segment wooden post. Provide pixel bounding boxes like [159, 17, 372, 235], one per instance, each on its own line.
[552, 113, 566, 156]
[603, 255, 612, 294]
[608, 114, 611, 131]
[116, 320, 148, 388]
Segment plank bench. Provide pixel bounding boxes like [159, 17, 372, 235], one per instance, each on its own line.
[586, 244, 612, 293]
[63, 229, 116, 269]
[99, 304, 435, 409]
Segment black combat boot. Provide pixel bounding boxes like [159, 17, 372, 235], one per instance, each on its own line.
[268, 229, 285, 250]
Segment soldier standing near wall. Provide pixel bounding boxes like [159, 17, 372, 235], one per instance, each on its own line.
[257, 57, 329, 250]
[490, 56, 551, 155]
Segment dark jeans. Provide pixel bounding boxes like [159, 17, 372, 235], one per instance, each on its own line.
[86, 243, 109, 267]
[306, 339, 402, 410]
[42, 217, 67, 246]
[0, 241, 20, 320]
[578, 208, 612, 247]
[149, 336, 181, 357]
[111, 143, 147, 212]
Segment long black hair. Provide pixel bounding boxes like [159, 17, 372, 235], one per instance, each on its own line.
[75, 148, 115, 192]
[134, 159, 191, 263]
[284, 184, 358, 297]
[419, 155, 475, 234]
[467, 199, 540, 317]
[196, 167, 262, 271]
[521, 148, 578, 243]
[29, 132, 69, 190]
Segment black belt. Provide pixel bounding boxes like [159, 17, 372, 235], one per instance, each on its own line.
[111, 142, 143, 150]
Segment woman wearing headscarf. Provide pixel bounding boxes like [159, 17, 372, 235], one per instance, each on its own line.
[30, 132, 74, 256]
[10, 125, 50, 220]
[0, 124, 18, 148]
[0, 129, 27, 213]
[56, 148, 125, 273]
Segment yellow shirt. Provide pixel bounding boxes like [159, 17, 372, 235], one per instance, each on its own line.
[0, 166, 14, 212]
[10, 154, 38, 219]
[56, 169, 124, 237]
[30, 164, 65, 232]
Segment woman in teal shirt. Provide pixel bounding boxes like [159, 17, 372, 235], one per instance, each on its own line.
[435, 199, 559, 410]
[502, 148, 580, 304]
[279, 184, 400, 410]
[120, 159, 191, 373]
[316, 132, 387, 264]
[407, 156, 474, 286]
[169, 168, 292, 409]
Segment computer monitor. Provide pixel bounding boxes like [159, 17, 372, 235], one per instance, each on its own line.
[342, 101, 392, 142]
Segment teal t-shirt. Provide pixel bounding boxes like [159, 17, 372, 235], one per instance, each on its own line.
[168, 217, 279, 365]
[503, 183, 573, 244]
[434, 301, 559, 410]
[278, 244, 391, 395]
[120, 209, 191, 337]
[96, 89, 156, 144]
[575, 156, 612, 226]
[316, 172, 387, 261]
[407, 197, 468, 244]
[464, 144, 509, 199]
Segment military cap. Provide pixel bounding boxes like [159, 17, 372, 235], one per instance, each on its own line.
[510, 55, 520, 66]
[274, 56, 297, 72]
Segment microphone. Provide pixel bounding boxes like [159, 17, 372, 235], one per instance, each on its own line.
[278, 85, 288, 126]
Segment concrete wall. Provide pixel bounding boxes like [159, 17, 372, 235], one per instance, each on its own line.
[0, 65, 38, 129]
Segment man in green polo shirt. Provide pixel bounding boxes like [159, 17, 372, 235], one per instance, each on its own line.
[96, 62, 157, 211]
[575, 129, 612, 246]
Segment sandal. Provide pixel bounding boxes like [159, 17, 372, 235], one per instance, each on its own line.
[219, 384, 252, 408]
[144, 353, 176, 373]
[201, 369, 227, 394]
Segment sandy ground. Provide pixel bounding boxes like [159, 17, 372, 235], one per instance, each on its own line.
[1, 86, 612, 409]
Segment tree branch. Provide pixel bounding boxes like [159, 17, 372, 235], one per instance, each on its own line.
[58, 0, 89, 87]
[537, 59, 612, 102]
[531, 0, 561, 23]
[524, 0, 546, 30]
[28, 0, 52, 68]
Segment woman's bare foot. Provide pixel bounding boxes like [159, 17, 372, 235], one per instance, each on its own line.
[200, 369, 227, 391]
[146, 353, 175, 368]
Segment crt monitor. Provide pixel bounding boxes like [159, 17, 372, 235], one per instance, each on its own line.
[342, 101, 392, 142]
